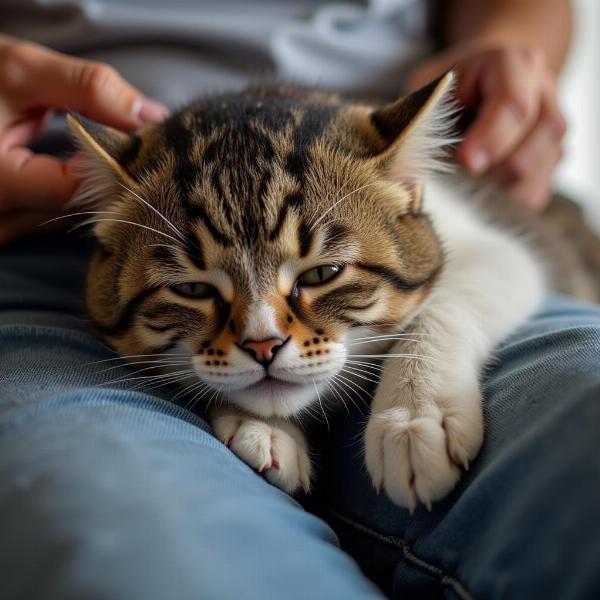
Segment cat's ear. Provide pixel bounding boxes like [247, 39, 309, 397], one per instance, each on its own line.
[66, 114, 138, 206]
[367, 71, 459, 212]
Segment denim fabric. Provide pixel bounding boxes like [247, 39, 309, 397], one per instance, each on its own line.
[306, 299, 600, 599]
[1, 233, 599, 600]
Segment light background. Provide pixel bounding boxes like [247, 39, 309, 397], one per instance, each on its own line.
[557, 0, 600, 229]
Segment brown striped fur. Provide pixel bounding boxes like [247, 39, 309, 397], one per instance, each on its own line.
[70, 78, 450, 379]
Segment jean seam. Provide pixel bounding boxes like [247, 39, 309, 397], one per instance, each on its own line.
[319, 505, 475, 600]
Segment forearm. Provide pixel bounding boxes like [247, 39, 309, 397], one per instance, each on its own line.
[439, 0, 572, 73]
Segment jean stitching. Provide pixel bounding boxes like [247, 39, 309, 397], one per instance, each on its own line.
[319, 506, 474, 600]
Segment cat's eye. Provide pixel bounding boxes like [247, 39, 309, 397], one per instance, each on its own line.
[171, 282, 217, 299]
[297, 265, 342, 287]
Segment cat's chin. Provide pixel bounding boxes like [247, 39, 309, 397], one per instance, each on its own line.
[246, 377, 302, 394]
[226, 377, 324, 418]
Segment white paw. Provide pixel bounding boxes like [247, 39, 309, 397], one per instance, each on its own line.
[365, 383, 483, 512]
[211, 410, 312, 494]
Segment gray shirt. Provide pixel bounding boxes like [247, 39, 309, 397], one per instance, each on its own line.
[0, 0, 432, 103]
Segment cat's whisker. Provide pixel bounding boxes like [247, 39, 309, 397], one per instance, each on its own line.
[39, 210, 121, 227]
[201, 385, 223, 413]
[118, 372, 192, 394]
[301, 401, 322, 422]
[335, 372, 372, 396]
[340, 366, 381, 387]
[347, 337, 429, 347]
[70, 218, 183, 245]
[341, 363, 382, 382]
[185, 383, 213, 411]
[329, 377, 362, 414]
[347, 353, 441, 365]
[325, 379, 350, 416]
[178, 381, 207, 407]
[306, 174, 354, 227]
[210, 387, 225, 413]
[348, 332, 433, 342]
[116, 181, 188, 244]
[102, 362, 192, 381]
[86, 353, 188, 366]
[183, 389, 207, 412]
[99, 359, 191, 374]
[313, 379, 330, 431]
[171, 379, 207, 403]
[352, 324, 436, 332]
[343, 360, 383, 372]
[332, 374, 372, 408]
[120, 357, 191, 366]
[112, 373, 194, 392]
[343, 364, 385, 379]
[308, 181, 381, 234]
[134, 372, 196, 392]
[344, 359, 384, 369]
[99, 368, 193, 387]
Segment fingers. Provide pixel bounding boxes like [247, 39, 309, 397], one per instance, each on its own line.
[0, 109, 54, 149]
[492, 88, 566, 210]
[0, 147, 79, 210]
[1, 40, 168, 129]
[0, 39, 168, 240]
[458, 48, 545, 173]
[41, 56, 169, 129]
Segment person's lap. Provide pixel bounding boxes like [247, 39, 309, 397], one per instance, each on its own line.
[0, 234, 383, 600]
[1, 233, 598, 599]
[307, 298, 600, 598]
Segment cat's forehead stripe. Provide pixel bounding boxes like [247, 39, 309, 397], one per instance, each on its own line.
[184, 231, 205, 270]
[298, 221, 313, 258]
[269, 192, 303, 241]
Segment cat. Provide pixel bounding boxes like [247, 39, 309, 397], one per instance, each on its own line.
[68, 72, 600, 512]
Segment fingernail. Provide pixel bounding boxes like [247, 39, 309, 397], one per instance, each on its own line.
[469, 148, 490, 174]
[134, 98, 170, 123]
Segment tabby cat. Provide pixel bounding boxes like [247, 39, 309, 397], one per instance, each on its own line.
[68, 72, 600, 511]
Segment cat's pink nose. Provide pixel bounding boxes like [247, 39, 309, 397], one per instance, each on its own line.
[241, 337, 284, 366]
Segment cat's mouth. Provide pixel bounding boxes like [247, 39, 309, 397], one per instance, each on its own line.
[245, 375, 304, 392]
[226, 372, 328, 418]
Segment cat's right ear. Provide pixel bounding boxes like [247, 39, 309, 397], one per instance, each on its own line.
[67, 113, 138, 206]
[357, 72, 460, 214]
[367, 71, 460, 179]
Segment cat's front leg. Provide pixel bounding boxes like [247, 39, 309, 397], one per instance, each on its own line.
[365, 191, 546, 511]
[210, 407, 312, 494]
[364, 325, 484, 512]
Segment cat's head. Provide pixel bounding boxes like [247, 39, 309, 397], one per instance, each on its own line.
[69, 72, 456, 418]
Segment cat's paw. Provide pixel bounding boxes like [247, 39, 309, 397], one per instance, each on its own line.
[364, 382, 483, 511]
[211, 409, 311, 494]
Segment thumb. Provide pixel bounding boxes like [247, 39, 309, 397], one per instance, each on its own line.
[0, 147, 78, 210]
[15, 43, 168, 129]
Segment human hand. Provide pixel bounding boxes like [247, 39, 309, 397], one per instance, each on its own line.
[0, 36, 169, 245]
[405, 42, 566, 210]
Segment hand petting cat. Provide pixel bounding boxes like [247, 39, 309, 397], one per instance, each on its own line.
[0, 36, 566, 244]
[406, 42, 566, 211]
[0, 35, 168, 245]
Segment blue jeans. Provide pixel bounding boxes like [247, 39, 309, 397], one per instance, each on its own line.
[1, 233, 599, 600]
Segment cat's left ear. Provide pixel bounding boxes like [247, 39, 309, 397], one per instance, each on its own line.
[366, 71, 459, 212]
[67, 114, 139, 205]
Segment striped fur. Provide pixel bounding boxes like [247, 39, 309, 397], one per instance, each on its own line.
[70, 77, 450, 414]
[70, 72, 600, 505]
